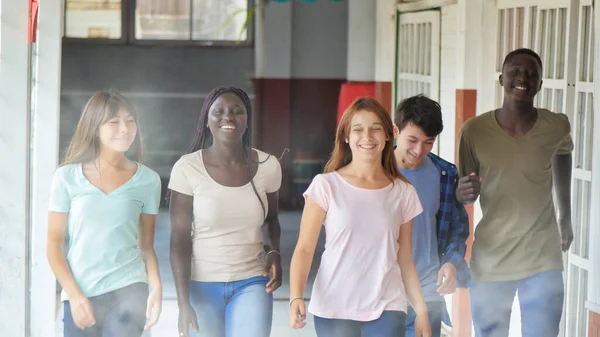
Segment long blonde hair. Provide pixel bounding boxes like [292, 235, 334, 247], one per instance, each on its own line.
[324, 97, 408, 184]
[61, 90, 142, 166]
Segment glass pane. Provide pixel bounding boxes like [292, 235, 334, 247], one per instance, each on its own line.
[136, 0, 191, 40]
[65, 0, 122, 39]
[192, 0, 249, 41]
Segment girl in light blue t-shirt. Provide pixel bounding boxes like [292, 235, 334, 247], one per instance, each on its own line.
[47, 90, 162, 337]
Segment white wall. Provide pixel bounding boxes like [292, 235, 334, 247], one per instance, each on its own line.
[438, 4, 458, 163]
[0, 0, 30, 336]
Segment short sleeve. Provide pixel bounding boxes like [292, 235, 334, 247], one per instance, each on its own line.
[142, 170, 162, 215]
[555, 113, 574, 155]
[168, 157, 193, 196]
[48, 169, 71, 213]
[265, 157, 282, 193]
[399, 182, 423, 225]
[303, 174, 330, 212]
[457, 124, 479, 177]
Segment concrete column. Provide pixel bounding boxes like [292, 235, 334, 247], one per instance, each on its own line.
[451, 1, 486, 336]
[29, 0, 63, 336]
[260, 0, 292, 79]
[0, 0, 31, 335]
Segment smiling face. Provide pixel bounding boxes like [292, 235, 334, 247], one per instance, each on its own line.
[98, 107, 137, 153]
[396, 122, 436, 169]
[206, 92, 248, 145]
[500, 53, 543, 102]
[346, 109, 388, 162]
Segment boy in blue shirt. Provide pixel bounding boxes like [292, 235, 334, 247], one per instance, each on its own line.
[393, 95, 470, 337]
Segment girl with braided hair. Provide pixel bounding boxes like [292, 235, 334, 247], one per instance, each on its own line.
[168, 86, 282, 337]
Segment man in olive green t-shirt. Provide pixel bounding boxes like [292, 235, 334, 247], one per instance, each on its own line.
[456, 48, 573, 337]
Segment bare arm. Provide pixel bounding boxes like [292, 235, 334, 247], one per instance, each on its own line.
[397, 219, 427, 315]
[262, 192, 283, 292]
[552, 153, 573, 250]
[139, 213, 161, 291]
[169, 190, 194, 307]
[264, 192, 281, 252]
[289, 197, 325, 300]
[552, 153, 572, 221]
[47, 211, 96, 329]
[47, 211, 83, 300]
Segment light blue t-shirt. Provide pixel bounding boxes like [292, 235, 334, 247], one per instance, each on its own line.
[400, 156, 442, 302]
[49, 162, 161, 299]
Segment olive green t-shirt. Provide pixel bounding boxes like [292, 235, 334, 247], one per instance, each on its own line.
[458, 108, 573, 282]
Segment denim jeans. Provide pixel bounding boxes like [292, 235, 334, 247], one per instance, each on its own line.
[188, 275, 273, 337]
[470, 269, 564, 337]
[405, 301, 444, 337]
[314, 311, 407, 337]
[63, 282, 149, 337]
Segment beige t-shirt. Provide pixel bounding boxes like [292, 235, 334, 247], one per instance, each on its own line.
[458, 109, 573, 282]
[168, 149, 282, 282]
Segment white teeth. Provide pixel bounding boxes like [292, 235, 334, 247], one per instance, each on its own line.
[360, 145, 376, 149]
[515, 86, 528, 91]
[220, 125, 235, 129]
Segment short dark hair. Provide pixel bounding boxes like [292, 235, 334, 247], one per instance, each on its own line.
[394, 94, 443, 138]
[502, 48, 543, 72]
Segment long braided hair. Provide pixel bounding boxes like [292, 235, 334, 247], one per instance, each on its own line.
[188, 86, 269, 217]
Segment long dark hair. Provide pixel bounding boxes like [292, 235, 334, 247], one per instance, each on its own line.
[172, 86, 270, 217]
[325, 97, 409, 184]
[61, 89, 142, 166]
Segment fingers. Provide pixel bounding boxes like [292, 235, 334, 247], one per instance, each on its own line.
[289, 300, 307, 330]
[81, 303, 96, 328]
[436, 269, 444, 287]
[73, 301, 95, 330]
[266, 265, 282, 293]
[437, 280, 456, 296]
[144, 301, 162, 330]
[191, 315, 200, 333]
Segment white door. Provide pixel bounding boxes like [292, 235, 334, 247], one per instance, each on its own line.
[490, 0, 594, 336]
[395, 10, 441, 154]
[564, 1, 594, 336]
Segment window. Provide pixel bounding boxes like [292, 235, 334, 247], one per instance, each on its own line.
[63, 0, 252, 44]
[64, 0, 122, 39]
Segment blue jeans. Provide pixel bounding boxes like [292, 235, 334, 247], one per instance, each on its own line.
[470, 269, 564, 337]
[406, 301, 443, 337]
[314, 311, 407, 337]
[189, 275, 273, 337]
[63, 282, 148, 337]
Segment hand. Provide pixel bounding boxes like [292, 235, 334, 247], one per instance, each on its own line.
[456, 172, 483, 204]
[144, 287, 162, 330]
[559, 217, 574, 251]
[69, 295, 96, 330]
[415, 311, 432, 337]
[177, 303, 199, 337]
[436, 262, 457, 296]
[263, 251, 282, 293]
[289, 298, 307, 329]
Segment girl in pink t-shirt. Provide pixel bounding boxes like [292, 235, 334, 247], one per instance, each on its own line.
[289, 97, 432, 337]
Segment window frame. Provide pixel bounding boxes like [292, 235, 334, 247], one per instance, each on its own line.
[62, 0, 255, 47]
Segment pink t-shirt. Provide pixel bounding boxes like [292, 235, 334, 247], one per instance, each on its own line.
[304, 172, 423, 321]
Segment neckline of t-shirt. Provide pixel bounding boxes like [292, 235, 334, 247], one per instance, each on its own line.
[198, 149, 263, 189]
[79, 161, 142, 196]
[489, 108, 543, 140]
[332, 171, 394, 191]
[398, 155, 433, 174]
